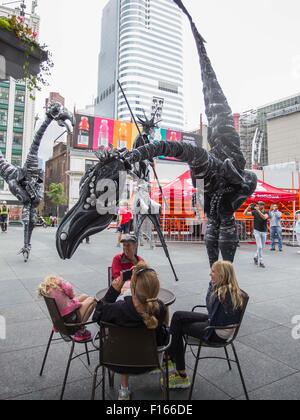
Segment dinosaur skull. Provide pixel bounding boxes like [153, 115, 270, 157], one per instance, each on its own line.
[56, 150, 128, 259]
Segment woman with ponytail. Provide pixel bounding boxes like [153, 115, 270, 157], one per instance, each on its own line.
[93, 262, 169, 400]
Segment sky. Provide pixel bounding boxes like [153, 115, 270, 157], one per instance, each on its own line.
[18, 0, 300, 160]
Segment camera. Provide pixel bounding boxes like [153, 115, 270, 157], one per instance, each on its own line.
[122, 269, 132, 282]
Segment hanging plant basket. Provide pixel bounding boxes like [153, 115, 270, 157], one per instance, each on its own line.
[0, 27, 48, 80]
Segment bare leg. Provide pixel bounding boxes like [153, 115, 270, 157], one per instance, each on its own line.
[77, 296, 96, 323]
[121, 375, 129, 388]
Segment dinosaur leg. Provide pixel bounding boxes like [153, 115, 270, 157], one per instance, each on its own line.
[28, 205, 37, 249]
[219, 215, 238, 264]
[206, 219, 220, 267]
[20, 203, 31, 261]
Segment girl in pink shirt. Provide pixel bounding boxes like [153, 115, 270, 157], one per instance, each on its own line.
[38, 276, 96, 342]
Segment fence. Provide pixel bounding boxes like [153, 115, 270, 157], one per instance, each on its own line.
[151, 218, 298, 246]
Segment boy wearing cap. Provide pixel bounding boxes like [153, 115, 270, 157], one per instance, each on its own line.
[0, 201, 9, 233]
[244, 202, 269, 268]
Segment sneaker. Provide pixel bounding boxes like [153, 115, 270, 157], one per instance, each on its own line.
[161, 373, 191, 390]
[270, 249, 276, 251]
[118, 387, 131, 401]
[259, 263, 266, 269]
[73, 329, 92, 343]
[254, 257, 258, 266]
[149, 360, 175, 375]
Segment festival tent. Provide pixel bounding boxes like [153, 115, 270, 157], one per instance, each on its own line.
[152, 172, 297, 216]
[247, 180, 297, 203]
[151, 170, 196, 216]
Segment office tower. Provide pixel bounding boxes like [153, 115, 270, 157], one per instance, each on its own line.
[95, 0, 184, 131]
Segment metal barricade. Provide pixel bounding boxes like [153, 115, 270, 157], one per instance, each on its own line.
[154, 218, 297, 245]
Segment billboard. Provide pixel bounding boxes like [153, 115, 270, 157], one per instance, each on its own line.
[72, 113, 202, 161]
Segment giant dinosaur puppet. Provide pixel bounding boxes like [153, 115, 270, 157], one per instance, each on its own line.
[57, 0, 257, 268]
[0, 102, 74, 262]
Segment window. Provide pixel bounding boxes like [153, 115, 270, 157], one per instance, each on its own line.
[15, 90, 25, 106]
[0, 109, 8, 126]
[14, 111, 24, 129]
[0, 86, 9, 104]
[0, 130, 6, 148]
[158, 81, 178, 94]
[12, 133, 23, 150]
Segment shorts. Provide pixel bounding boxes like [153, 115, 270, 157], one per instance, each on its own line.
[118, 221, 131, 234]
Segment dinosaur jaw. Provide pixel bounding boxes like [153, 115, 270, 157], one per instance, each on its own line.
[56, 201, 113, 259]
[56, 155, 126, 260]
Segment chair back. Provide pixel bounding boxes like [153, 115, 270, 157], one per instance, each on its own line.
[108, 267, 112, 287]
[100, 321, 159, 370]
[228, 290, 249, 343]
[43, 295, 78, 337]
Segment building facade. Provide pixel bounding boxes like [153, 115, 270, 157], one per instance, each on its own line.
[95, 0, 184, 131]
[0, 4, 40, 204]
[240, 93, 300, 169]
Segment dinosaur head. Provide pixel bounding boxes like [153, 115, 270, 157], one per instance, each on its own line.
[56, 149, 129, 259]
[47, 102, 75, 134]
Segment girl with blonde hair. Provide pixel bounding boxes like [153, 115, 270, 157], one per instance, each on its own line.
[166, 261, 246, 390]
[38, 275, 96, 342]
[93, 262, 169, 401]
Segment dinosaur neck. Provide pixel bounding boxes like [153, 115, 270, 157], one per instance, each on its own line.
[173, 0, 245, 171]
[23, 116, 53, 172]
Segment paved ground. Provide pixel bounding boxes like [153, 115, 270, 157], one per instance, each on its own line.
[0, 226, 300, 401]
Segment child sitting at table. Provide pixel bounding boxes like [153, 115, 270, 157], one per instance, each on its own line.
[38, 275, 96, 342]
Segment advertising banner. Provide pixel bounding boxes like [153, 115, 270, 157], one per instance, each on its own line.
[113, 121, 133, 149]
[93, 117, 115, 151]
[73, 114, 94, 149]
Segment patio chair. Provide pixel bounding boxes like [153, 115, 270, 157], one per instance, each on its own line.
[184, 292, 250, 400]
[91, 321, 171, 401]
[108, 266, 112, 287]
[40, 295, 97, 400]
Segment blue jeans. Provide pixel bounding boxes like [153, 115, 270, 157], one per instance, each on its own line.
[270, 226, 283, 251]
[254, 230, 268, 263]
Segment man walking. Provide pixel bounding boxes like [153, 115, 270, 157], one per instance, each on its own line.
[269, 204, 283, 252]
[244, 202, 269, 268]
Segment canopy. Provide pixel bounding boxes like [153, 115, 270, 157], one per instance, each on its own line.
[151, 170, 196, 201]
[152, 171, 297, 206]
[247, 180, 297, 203]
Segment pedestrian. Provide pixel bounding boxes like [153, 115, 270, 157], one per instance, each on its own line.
[116, 202, 133, 248]
[0, 201, 9, 233]
[269, 204, 283, 252]
[244, 202, 269, 268]
[295, 212, 300, 254]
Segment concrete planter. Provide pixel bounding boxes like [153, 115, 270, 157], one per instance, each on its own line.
[0, 28, 47, 80]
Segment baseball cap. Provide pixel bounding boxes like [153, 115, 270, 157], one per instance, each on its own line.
[257, 201, 265, 206]
[120, 234, 137, 244]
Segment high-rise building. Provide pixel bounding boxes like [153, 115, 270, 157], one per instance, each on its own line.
[240, 93, 300, 169]
[95, 0, 184, 131]
[0, 3, 40, 204]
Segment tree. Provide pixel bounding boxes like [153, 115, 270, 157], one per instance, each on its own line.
[46, 183, 67, 219]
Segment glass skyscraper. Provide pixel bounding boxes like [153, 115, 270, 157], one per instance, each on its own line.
[95, 0, 184, 131]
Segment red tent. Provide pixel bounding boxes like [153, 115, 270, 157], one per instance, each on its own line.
[152, 172, 297, 206]
[247, 180, 297, 203]
[152, 170, 196, 201]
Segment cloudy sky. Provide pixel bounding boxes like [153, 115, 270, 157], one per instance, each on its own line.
[30, 0, 300, 160]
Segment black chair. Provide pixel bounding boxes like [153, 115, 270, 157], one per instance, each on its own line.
[40, 295, 97, 400]
[184, 292, 250, 400]
[108, 266, 112, 287]
[91, 321, 171, 400]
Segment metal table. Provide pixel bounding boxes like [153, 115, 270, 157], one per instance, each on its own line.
[95, 287, 176, 307]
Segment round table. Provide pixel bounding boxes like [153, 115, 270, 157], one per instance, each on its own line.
[95, 287, 176, 307]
